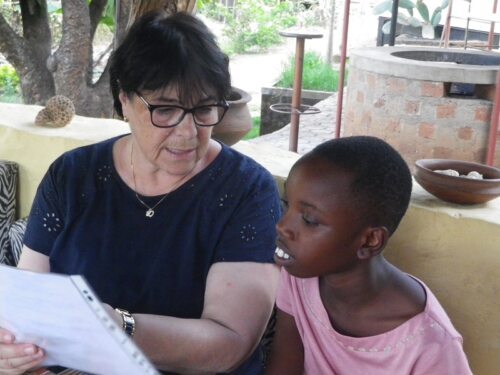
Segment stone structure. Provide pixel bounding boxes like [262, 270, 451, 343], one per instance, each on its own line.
[344, 47, 500, 169]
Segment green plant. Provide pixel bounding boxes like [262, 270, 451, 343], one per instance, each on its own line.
[373, 0, 449, 39]
[0, 64, 21, 102]
[243, 116, 261, 140]
[276, 52, 345, 92]
[200, 0, 298, 55]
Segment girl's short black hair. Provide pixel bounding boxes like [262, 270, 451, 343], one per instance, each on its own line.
[109, 11, 231, 117]
[298, 136, 412, 234]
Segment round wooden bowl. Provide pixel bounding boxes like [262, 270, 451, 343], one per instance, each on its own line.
[414, 159, 500, 205]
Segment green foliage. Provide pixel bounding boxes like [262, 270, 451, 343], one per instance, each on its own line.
[0, 64, 21, 103]
[200, 0, 298, 55]
[243, 116, 261, 140]
[0, 64, 20, 94]
[276, 52, 345, 92]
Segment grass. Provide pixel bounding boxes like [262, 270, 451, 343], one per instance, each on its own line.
[243, 116, 261, 140]
[276, 52, 347, 92]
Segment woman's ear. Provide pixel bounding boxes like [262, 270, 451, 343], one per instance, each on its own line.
[119, 90, 129, 106]
[119, 90, 130, 120]
[356, 227, 389, 260]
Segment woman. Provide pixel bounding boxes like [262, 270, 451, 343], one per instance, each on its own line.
[0, 11, 281, 374]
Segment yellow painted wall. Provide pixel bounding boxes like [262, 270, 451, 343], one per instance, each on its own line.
[1, 103, 499, 374]
[0, 103, 129, 218]
[386, 196, 500, 375]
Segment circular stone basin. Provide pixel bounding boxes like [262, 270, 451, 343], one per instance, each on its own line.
[391, 50, 500, 66]
[350, 46, 500, 84]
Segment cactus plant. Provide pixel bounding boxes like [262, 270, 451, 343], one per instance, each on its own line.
[373, 0, 449, 39]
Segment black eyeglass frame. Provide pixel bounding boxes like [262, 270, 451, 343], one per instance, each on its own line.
[135, 92, 229, 129]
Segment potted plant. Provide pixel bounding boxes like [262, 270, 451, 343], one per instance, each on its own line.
[373, 0, 449, 39]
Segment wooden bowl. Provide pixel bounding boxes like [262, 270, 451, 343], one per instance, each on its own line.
[414, 159, 500, 205]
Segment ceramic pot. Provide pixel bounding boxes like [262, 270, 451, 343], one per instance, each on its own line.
[212, 87, 252, 146]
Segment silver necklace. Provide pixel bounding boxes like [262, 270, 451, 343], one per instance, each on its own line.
[130, 143, 189, 218]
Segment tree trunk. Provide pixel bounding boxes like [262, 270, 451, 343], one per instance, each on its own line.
[0, 0, 197, 118]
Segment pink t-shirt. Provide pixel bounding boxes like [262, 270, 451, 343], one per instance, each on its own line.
[276, 269, 472, 375]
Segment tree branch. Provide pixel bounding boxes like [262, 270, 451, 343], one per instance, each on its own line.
[0, 13, 27, 69]
[89, 0, 108, 40]
[53, 0, 92, 100]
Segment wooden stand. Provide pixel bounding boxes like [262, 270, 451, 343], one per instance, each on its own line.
[273, 29, 323, 152]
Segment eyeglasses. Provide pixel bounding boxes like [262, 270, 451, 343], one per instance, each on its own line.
[135, 92, 229, 128]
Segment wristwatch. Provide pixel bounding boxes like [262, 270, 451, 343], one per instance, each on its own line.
[115, 308, 136, 337]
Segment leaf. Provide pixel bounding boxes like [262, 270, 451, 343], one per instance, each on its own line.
[422, 23, 435, 39]
[399, 0, 416, 10]
[372, 0, 393, 15]
[431, 9, 442, 27]
[416, 0, 430, 22]
[440, 0, 450, 10]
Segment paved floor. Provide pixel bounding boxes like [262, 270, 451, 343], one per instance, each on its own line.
[247, 93, 340, 155]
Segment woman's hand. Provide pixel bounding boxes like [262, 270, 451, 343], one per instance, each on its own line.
[0, 328, 45, 375]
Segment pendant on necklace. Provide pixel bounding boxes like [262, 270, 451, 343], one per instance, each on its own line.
[146, 209, 155, 218]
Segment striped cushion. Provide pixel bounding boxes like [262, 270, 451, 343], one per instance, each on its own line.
[0, 161, 18, 265]
[9, 218, 28, 266]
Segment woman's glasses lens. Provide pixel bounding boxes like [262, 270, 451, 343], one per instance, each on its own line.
[153, 105, 225, 127]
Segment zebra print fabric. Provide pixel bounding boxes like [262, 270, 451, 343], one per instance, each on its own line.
[0, 161, 18, 266]
[9, 218, 27, 265]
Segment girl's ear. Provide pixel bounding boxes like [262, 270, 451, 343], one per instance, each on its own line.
[356, 227, 389, 260]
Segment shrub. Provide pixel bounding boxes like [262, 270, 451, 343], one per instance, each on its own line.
[243, 116, 261, 140]
[276, 52, 347, 92]
[200, 0, 298, 55]
[0, 64, 21, 102]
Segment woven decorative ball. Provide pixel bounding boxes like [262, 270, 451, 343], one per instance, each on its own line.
[35, 95, 75, 128]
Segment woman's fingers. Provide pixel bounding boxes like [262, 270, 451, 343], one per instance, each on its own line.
[0, 344, 45, 374]
[0, 330, 14, 345]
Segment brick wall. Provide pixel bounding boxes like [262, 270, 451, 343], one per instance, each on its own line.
[344, 66, 500, 170]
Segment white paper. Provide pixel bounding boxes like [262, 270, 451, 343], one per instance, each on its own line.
[0, 264, 159, 375]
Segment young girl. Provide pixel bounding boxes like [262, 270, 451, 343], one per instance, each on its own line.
[266, 136, 472, 374]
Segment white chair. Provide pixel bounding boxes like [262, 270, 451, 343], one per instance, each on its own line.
[441, 0, 500, 50]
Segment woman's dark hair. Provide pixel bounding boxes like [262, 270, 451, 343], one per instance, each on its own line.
[297, 136, 412, 235]
[109, 11, 231, 117]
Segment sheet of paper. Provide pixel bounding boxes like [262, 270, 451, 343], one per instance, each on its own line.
[0, 264, 158, 375]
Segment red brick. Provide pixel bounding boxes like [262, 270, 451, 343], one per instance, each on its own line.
[406, 100, 420, 115]
[474, 106, 491, 122]
[421, 82, 445, 97]
[436, 103, 457, 119]
[457, 127, 474, 140]
[419, 122, 435, 139]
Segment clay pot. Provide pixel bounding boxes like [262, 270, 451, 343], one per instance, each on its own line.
[212, 87, 252, 146]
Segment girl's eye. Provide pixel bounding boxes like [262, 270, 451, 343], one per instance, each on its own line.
[302, 215, 319, 227]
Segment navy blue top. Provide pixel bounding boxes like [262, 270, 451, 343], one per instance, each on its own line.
[24, 135, 281, 374]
